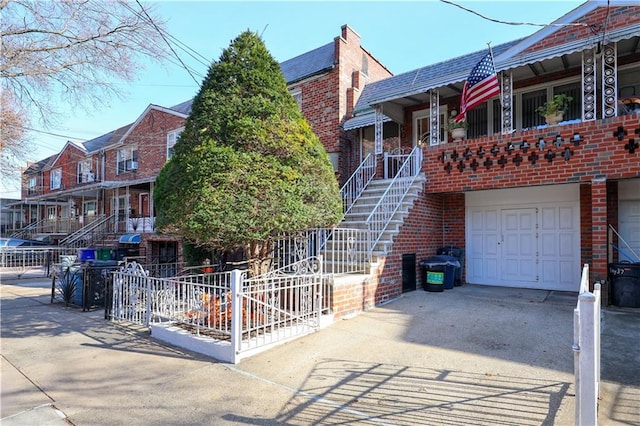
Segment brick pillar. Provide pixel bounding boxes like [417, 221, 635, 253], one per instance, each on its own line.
[591, 178, 608, 288]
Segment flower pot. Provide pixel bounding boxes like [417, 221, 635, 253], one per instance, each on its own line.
[450, 127, 466, 141]
[544, 112, 564, 126]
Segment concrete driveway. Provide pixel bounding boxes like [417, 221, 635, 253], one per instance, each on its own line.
[1, 273, 638, 425]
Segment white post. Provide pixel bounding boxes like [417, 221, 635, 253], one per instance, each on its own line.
[230, 269, 243, 363]
[594, 283, 601, 399]
[383, 152, 389, 179]
[573, 307, 581, 424]
[578, 292, 598, 425]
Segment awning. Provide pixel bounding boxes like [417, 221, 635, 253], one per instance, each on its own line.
[343, 111, 392, 131]
[119, 234, 141, 244]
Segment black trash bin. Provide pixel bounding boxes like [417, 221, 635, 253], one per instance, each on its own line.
[85, 260, 120, 311]
[608, 262, 640, 308]
[437, 247, 464, 286]
[420, 256, 459, 292]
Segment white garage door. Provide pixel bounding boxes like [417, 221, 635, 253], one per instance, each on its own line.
[618, 179, 640, 262]
[466, 185, 580, 291]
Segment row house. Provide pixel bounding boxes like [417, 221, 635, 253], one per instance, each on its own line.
[14, 25, 390, 268]
[335, 0, 640, 311]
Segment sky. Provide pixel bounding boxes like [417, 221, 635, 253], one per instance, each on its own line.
[2, 0, 587, 199]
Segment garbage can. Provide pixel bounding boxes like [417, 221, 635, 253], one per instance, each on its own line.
[420, 256, 459, 292]
[437, 247, 464, 286]
[85, 260, 120, 310]
[609, 262, 640, 308]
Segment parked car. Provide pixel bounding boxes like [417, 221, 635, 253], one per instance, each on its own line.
[0, 237, 51, 247]
[0, 238, 55, 270]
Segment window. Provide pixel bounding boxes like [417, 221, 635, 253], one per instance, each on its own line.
[47, 206, 57, 219]
[167, 128, 184, 160]
[554, 82, 581, 121]
[413, 107, 447, 145]
[77, 159, 94, 183]
[519, 81, 581, 130]
[111, 196, 129, 218]
[83, 201, 97, 216]
[50, 168, 62, 190]
[27, 177, 37, 195]
[290, 88, 302, 109]
[117, 146, 138, 174]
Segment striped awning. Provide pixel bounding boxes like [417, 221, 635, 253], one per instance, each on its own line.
[119, 234, 141, 244]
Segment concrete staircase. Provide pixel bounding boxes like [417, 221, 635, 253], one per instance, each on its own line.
[330, 173, 426, 263]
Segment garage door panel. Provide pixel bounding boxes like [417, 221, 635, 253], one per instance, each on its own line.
[559, 233, 575, 256]
[467, 190, 580, 290]
[540, 233, 557, 256]
[541, 207, 556, 230]
[559, 207, 574, 230]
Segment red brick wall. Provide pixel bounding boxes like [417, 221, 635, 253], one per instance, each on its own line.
[523, 6, 640, 53]
[424, 116, 639, 193]
[104, 108, 186, 182]
[339, 116, 639, 313]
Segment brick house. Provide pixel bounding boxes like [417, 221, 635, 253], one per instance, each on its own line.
[338, 0, 640, 310]
[16, 25, 391, 268]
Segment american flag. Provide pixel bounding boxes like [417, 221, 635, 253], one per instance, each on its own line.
[455, 52, 500, 122]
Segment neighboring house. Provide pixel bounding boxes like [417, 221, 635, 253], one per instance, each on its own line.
[338, 0, 640, 309]
[15, 25, 391, 268]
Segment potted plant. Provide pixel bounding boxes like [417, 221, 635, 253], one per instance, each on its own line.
[536, 94, 573, 126]
[446, 118, 468, 142]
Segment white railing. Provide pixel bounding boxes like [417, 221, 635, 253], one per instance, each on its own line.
[59, 214, 113, 248]
[126, 216, 155, 233]
[341, 153, 376, 214]
[110, 257, 324, 363]
[0, 247, 78, 278]
[274, 228, 371, 275]
[366, 146, 422, 254]
[573, 263, 601, 426]
[383, 147, 413, 179]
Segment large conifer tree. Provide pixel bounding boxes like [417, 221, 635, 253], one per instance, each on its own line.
[154, 31, 343, 273]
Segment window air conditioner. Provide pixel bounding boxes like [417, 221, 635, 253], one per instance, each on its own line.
[130, 161, 138, 170]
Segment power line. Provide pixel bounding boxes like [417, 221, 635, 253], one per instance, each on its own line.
[131, 0, 202, 85]
[439, 0, 591, 28]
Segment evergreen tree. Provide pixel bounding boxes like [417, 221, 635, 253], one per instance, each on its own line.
[154, 31, 343, 274]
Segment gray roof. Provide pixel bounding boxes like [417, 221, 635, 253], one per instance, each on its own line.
[170, 99, 193, 115]
[82, 124, 132, 153]
[352, 39, 522, 115]
[24, 154, 57, 175]
[280, 42, 335, 84]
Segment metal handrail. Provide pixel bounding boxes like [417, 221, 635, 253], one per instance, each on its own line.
[365, 146, 423, 254]
[59, 214, 113, 247]
[10, 218, 47, 239]
[340, 153, 376, 214]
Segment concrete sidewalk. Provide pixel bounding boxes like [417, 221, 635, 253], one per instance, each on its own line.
[1, 275, 638, 425]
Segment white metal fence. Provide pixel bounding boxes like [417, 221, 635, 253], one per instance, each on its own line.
[109, 257, 324, 363]
[0, 247, 78, 278]
[573, 263, 601, 426]
[274, 228, 370, 275]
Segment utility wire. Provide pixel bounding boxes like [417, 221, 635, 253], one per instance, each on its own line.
[439, 0, 591, 28]
[132, 0, 201, 85]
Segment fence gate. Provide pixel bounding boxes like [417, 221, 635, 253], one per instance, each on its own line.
[109, 262, 152, 325]
[234, 256, 324, 357]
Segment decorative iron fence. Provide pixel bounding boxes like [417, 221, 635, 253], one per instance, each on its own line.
[109, 257, 324, 363]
